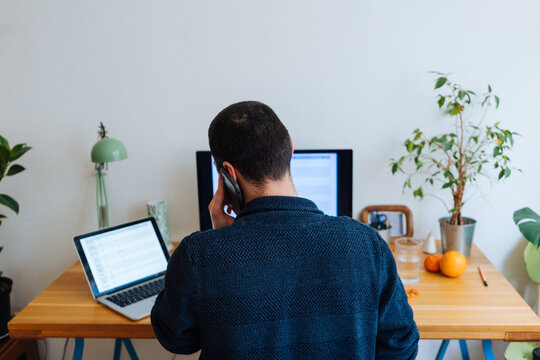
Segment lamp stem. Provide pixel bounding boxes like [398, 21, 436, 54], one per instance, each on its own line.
[101, 168, 110, 226]
[96, 169, 101, 227]
[96, 165, 110, 229]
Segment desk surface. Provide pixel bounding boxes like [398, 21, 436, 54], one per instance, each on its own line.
[9, 243, 540, 341]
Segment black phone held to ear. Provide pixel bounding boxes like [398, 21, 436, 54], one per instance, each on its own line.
[219, 167, 244, 214]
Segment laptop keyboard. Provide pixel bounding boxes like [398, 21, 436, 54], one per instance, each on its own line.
[106, 277, 165, 308]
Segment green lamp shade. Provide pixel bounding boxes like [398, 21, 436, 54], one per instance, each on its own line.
[91, 138, 128, 163]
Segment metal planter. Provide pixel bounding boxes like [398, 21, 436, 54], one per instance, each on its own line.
[439, 217, 477, 257]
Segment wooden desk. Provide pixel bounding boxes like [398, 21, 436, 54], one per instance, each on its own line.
[8, 244, 540, 357]
[401, 244, 540, 342]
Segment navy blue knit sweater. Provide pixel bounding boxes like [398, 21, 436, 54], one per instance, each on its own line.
[151, 196, 419, 359]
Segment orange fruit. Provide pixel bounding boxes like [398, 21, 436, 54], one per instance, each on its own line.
[424, 254, 442, 272]
[440, 250, 467, 278]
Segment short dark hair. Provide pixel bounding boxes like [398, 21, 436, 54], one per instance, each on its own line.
[208, 101, 292, 184]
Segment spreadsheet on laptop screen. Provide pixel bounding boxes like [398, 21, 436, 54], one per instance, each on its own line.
[80, 221, 168, 294]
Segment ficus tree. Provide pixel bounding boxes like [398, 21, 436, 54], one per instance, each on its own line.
[390, 73, 518, 226]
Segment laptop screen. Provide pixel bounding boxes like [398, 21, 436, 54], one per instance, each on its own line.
[77, 219, 169, 295]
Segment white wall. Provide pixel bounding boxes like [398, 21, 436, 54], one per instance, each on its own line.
[1, 0, 540, 358]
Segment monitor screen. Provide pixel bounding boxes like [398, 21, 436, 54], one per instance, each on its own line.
[196, 150, 352, 231]
[75, 218, 169, 296]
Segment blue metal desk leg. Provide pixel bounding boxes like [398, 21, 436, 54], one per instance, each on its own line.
[435, 339, 450, 360]
[113, 338, 139, 360]
[113, 339, 122, 360]
[73, 338, 84, 360]
[459, 340, 470, 360]
[482, 340, 495, 360]
[123, 339, 139, 360]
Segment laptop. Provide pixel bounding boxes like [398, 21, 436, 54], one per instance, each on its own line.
[73, 217, 170, 320]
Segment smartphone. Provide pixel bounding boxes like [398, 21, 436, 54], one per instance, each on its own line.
[219, 167, 244, 214]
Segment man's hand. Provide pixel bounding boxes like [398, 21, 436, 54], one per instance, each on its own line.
[209, 175, 235, 229]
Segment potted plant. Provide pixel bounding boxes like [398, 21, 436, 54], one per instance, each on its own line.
[390, 73, 518, 256]
[514, 207, 540, 283]
[0, 135, 31, 337]
[504, 208, 540, 359]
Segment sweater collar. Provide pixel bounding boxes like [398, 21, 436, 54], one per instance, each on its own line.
[236, 196, 323, 219]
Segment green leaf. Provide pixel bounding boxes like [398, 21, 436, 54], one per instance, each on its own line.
[406, 140, 414, 152]
[504, 168, 511, 178]
[488, 84, 492, 92]
[521, 223, 540, 249]
[442, 181, 453, 189]
[443, 170, 454, 179]
[0, 146, 9, 174]
[6, 164, 25, 176]
[413, 187, 424, 198]
[493, 147, 500, 156]
[0, 194, 19, 214]
[448, 104, 462, 115]
[444, 141, 453, 151]
[0, 135, 9, 150]
[514, 207, 540, 225]
[494, 95, 500, 109]
[437, 96, 445, 108]
[498, 169, 505, 179]
[435, 77, 447, 89]
[10, 145, 31, 161]
[391, 163, 398, 174]
[458, 90, 466, 100]
[10, 144, 23, 158]
[414, 131, 423, 141]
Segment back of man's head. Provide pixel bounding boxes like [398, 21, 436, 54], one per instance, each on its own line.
[209, 101, 292, 185]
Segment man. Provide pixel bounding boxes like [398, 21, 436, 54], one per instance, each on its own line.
[151, 101, 419, 359]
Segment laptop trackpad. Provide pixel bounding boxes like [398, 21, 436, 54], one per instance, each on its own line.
[99, 294, 158, 321]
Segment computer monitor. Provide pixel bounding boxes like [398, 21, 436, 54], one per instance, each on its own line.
[196, 150, 352, 231]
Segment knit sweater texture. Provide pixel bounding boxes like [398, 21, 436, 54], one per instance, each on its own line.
[151, 196, 419, 359]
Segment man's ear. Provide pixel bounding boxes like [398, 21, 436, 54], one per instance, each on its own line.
[290, 136, 294, 153]
[222, 161, 238, 181]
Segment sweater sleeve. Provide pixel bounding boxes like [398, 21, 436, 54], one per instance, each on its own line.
[151, 238, 201, 354]
[375, 242, 419, 359]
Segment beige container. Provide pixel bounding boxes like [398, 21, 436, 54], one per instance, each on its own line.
[376, 227, 392, 244]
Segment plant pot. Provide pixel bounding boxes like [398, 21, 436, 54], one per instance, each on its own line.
[0, 277, 12, 337]
[439, 217, 477, 257]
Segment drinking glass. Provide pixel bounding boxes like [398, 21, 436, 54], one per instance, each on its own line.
[395, 238, 422, 284]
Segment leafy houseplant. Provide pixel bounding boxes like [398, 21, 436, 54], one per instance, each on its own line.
[514, 208, 540, 283]
[504, 208, 540, 358]
[0, 134, 31, 336]
[390, 73, 518, 254]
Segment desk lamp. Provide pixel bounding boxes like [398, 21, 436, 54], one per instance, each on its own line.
[91, 123, 127, 229]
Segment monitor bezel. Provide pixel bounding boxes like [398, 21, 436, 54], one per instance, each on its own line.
[73, 217, 170, 299]
[196, 149, 353, 231]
